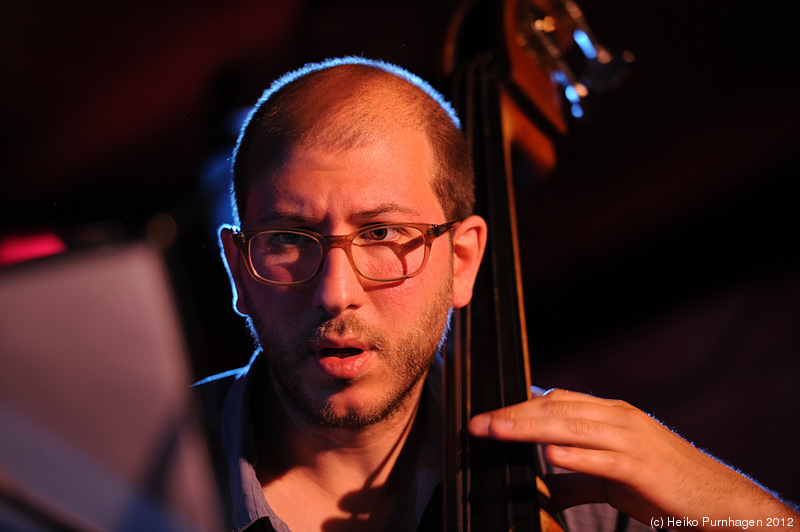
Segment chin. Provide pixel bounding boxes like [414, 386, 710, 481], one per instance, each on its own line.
[302, 382, 413, 430]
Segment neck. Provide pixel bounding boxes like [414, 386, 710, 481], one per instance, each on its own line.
[252, 371, 427, 494]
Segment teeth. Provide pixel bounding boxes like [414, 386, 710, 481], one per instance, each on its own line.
[321, 348, 363, 358]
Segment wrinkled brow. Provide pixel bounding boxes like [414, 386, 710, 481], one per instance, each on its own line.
[254, 202, 422, 228]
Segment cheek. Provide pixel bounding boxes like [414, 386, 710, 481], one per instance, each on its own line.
[243, 283, 310, 324]
[369, 263, 451, 315]
[371, 283, 416, 314]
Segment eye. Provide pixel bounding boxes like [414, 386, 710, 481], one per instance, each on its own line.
[272, 232, 302, 245]
[362, 227, 391, 241]
[359, 225, 413, 242]
[261, 231, 318, 248]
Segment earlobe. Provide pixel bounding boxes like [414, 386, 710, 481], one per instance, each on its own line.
[451, 215, 487, 309]
[219, 226, 251, 317]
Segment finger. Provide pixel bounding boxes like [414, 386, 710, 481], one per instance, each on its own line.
[470, 413, 619, 449]
[490, 388, 607, 416]
[472, 389, 628, 426]
[545, 445, 647, 487]
[470, 400, 643, 451]
[468, 389, 603, 436]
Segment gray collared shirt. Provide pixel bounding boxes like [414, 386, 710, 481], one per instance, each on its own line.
[195, 350, 443, 531]
[194, 351, 652, 531]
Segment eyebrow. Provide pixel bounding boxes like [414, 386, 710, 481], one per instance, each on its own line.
[255, 212, 313, 227]
[255, 203, 422, 228]
[351, 203, 421, 222]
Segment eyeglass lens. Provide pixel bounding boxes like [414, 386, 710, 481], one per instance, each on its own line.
[248, 225, 428, 283]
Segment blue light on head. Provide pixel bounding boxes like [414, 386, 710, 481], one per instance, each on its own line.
[228, 56, 463, 227]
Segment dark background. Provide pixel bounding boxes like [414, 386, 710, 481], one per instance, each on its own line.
[2, 0, 798, 507]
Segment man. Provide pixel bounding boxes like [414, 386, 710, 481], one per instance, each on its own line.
[196, 57, 798, 531]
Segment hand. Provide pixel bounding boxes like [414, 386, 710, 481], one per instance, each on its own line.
[468, 388, 799, 530]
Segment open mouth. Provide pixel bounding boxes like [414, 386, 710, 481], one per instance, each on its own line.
[313, 342, 374, 379]
[319, 347, 364, 358]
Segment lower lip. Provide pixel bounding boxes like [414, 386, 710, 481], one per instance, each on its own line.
[315, 350, 374, 380]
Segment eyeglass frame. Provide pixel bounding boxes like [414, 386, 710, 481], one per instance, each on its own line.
[231, 221, 461, 286]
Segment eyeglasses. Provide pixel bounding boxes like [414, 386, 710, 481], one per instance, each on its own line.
[232, 221, 460, 285]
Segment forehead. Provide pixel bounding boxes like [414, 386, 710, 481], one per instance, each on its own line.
[242, 127, 443, 227]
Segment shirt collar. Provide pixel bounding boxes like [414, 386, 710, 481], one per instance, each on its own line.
[219, 350, 444, 531]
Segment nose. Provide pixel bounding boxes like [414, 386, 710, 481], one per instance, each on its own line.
[311, 247, 366, 315]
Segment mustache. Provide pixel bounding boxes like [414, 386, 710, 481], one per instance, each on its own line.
[307, 314, 387, 350]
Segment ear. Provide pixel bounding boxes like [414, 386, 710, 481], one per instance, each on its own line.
[219, 225, 251, 317]
[451, 215, 487, 309]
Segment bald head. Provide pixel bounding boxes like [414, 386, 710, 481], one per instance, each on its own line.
[232, 58, 474, 225]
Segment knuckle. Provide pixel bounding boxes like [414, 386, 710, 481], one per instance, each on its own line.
[541, 387, 567, 399]
[517, 416, 540, 434]
[567, 417, 593, 436]
[607, 398, 637, 420]
[541, 397, 579, 419]
[610, 398, 634, 411]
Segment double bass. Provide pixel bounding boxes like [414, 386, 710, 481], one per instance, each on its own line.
[440, 0, 631, 529]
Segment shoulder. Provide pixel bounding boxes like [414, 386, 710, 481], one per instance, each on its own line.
[191, 367, 252, 527]
[193, 367, 246, 433]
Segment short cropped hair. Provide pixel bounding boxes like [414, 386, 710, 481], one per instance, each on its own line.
[230, 57, 474, 225]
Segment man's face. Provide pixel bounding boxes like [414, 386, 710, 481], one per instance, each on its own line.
[232, 127, 455, 430]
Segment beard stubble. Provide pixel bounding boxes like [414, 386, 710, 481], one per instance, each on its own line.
[243, 275, 453, 430]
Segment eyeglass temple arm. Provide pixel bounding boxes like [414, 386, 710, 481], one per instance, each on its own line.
[432, 221, 461, 237]
[231, 231, 247, 248]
